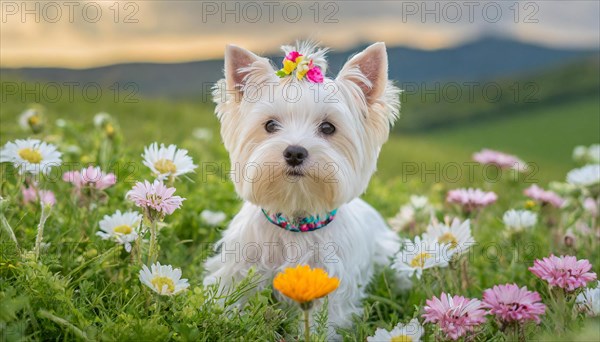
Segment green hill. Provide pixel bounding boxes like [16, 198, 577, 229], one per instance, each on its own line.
[378, 96, 599, 183]
[1, 59, 598, 186]
[396, 55, 599, 132]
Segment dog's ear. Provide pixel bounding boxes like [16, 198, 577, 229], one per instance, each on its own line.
[336, 42, 389, 105]
[224, 44, 274, 96]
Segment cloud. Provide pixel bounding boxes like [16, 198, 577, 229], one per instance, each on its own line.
[1, 0, 598, 68]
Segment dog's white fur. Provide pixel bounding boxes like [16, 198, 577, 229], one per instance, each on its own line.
[203, 41, 401, 333]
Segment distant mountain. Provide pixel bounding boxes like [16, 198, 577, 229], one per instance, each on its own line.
[398, 55, 600, 131]
[1, 37, 596, 99]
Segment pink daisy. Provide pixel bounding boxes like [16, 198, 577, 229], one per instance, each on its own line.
[529, 255, 597, 292]
[447, 188, 497, 212]
[523, 185, 564, 208]
[583, 197, 598, 217]
[422, 293, 487, 340]
[473, 149, 527, 172]
[127, 179, 185, 217]
[39, 190, 56, 207]
[21, 184, 38, 204]
[63, 165, 116, 191]
[482, 284, 546, 324]
[21, 184, 55, 207]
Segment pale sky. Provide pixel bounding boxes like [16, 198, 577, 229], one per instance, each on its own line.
[1, 0, 598, 68]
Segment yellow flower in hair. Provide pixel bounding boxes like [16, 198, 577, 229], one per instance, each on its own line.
[296, 59, 310, 80]
[273, 264, 339, 306]
[278, 51, 302, 75]
[276, 51, 323, 83]
[282, 59, 296, 75]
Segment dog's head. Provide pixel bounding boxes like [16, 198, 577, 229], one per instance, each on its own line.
[213, 41, 400, 217]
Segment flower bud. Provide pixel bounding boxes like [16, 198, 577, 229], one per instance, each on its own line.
[564, 229, 576, 248]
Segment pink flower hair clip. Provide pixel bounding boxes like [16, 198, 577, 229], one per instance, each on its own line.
[276, 50, 324, 83]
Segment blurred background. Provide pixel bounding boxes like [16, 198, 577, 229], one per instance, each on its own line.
[1, 0, 599, 183]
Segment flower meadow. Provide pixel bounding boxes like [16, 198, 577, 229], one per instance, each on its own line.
[1, 108, 599, 341]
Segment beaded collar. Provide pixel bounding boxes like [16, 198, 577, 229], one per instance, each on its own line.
[262, 208, 338, 232]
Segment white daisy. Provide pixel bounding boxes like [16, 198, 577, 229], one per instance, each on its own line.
[502, 209, 537, 231]
[367, 318, 424, 342]
[573, 144, 600, 164]
[388, 195, 433, 232]
[392, 236, 454, 279]
[19, 108, 44, 132]
[423, 218, 475, 255]
[0, 139, 62, 175]
[142, 142, 197, 180]
[577, 281, 600, 316]
[573, 146, 586, 161]
[589, 145, 600, 164]
[567, 164, 600, 187]
[55, 119, 67, 128]
[388, 206, 415, 232]
[96, 210, 142, 252]
[139, 262, 190, 296]
[409, 195, 429, 210]
[200, 209, 227, 226]
[93, 112, 112, 128]
[192, 127, 213, 141]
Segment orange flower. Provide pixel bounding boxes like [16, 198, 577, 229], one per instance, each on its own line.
[273, 265, 339, 305]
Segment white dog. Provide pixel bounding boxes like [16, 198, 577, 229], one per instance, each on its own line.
[203, 41, 401, 334]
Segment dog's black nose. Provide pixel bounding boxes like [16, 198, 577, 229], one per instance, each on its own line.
[283, 145, 308, 166]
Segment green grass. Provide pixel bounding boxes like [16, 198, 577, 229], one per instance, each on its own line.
[1, 80, 599, 341]
[378, 97, 600, 182]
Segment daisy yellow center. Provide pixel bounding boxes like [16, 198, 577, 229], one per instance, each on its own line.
[154, 159, 177, 174]
[151, 276, 175, 293]
[410, 252, 432, 268]
[438, 233, 458, 248]
[113, 224, 132, 235]
[525, 200, 536, 209]
[18, 148, 42, 164]
[391, 335, 413, 342]
[105, 123, 115, 136]
[28, 115, 40, 126]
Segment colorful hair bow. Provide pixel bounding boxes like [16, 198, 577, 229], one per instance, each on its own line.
[276, 51, 324, 83]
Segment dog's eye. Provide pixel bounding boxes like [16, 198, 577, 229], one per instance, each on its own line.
[319, 122, 336, 135]
[265, 120, 280, 133]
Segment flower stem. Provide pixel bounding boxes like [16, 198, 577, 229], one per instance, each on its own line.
[303, 309, 310, 342]
[34, 204, 51, 261]
[148, 219, 158, 264]
[134, 235, 142, 265]
[549, 286, 568, 335]
[460, 257, 470, 292]
[518, 323, 526, 342]
[155, 295, 163, 315]
[132, 220, 143, 265]
[0, 212, 20, 254]
[38, 310, 91, 342]
[99, 138, 111, 170]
